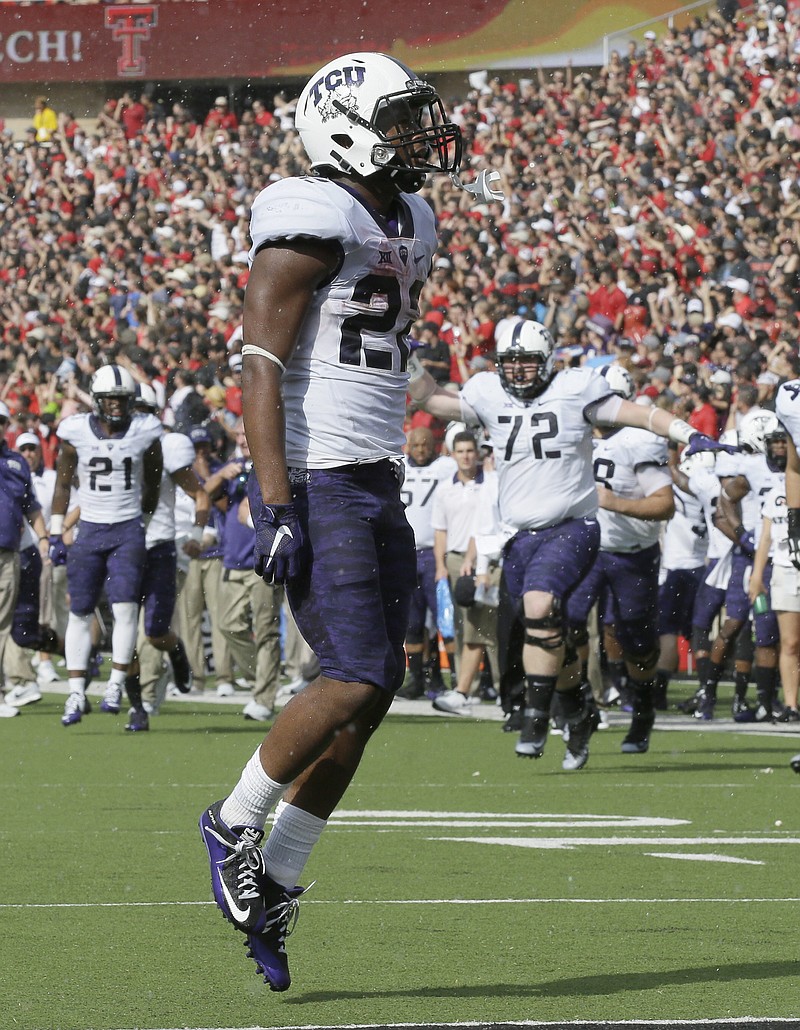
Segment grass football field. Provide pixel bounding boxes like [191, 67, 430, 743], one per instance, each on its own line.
[3, 682, 800, 1030]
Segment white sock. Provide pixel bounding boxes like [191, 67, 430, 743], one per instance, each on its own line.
[68, 676, 86, 697]
[263, 800, 327, 888]
[108, 667, 127, 690]
[220, 747, 289, 830]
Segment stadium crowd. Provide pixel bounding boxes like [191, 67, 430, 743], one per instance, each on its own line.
[2, 0, 800, 732]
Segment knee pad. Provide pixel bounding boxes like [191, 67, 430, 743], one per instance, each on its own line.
[735, 624, 755, 661]
[524, 599, 564, 652]
[64, 612, 94, 671]
[623, 645, 660, 677]
[111, 602, 140, 665]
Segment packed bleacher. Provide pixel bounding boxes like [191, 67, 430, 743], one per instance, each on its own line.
[2, 0, 800, 727]
[1, 3, 799, 452]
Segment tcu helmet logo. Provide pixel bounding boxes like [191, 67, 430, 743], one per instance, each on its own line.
[104, 5, 158, 78]
[309, 65, 366, 123]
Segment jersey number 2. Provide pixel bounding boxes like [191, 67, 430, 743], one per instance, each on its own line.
[339, 275, 422, 371]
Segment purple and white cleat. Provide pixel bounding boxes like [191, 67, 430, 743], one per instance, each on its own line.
[61, 691, 91, 726]
[199, 800, 269, 934]
[246, 880, 310, 992]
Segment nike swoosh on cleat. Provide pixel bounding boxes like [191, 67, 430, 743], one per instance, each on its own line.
[218, 874, 252, 925]
[267, 525, 293, 563]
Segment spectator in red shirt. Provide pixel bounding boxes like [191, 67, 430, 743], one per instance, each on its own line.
[116, 92, 149, 140]
[686, 379, 719, 438]
[204, 96, 238, 135]
[587, 263, 628, 330]
[251, 99, 274, 129]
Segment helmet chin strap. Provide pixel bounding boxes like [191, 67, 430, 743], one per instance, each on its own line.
[450, 168, 504, 205]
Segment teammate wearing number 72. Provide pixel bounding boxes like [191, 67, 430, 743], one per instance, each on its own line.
[409, 319, 738, 764]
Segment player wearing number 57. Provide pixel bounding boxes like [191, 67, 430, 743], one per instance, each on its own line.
[409, 320, 738, 767]
[50, 364, 163, 727]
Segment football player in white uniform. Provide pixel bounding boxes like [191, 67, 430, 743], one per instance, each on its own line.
[748, 481, 798, 719]
[124, 384, 209, 732]
[398, 426, 455, 698]
[675, 448, 731, 714]
[567, 367, 674, 756]
[50, 365, 163, 726]
[701, 410, 785, 719]
[655, 453, 709, 710]
[778, 378, 800, 574]
[198, 52, 477, 991]
[654, 451, 712, 708]
[409, 319, 736, 765]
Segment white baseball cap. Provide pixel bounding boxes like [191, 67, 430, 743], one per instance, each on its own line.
[16, 432, 41, 448]
[0, 401, 10, 419]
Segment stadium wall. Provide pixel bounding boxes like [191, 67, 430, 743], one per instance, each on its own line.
[0, 0, 718, 88]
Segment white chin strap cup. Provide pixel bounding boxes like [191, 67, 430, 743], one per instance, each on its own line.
[450, 169, 504, 205]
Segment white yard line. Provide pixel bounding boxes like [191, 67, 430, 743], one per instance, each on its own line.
[106, 1017, 800, 1030]
[2, 896, 799, 910]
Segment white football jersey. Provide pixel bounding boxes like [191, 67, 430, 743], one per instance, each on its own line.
[687, 465, 729, 561]
[146, 432, 196, 548]
[401, 454, 455, 549]
[717, 450, 783, 532]
[761, 484, 789, 566]
[592, 428, 671, 552]
[661, 484, 708, 571]
[776, 379, 800, 451]
[459, 367, 619, 530]
[58, 412, 162, 524]
[249, 176, 438, 468]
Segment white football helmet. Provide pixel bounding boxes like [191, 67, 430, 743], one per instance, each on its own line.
[740, 410, 779, 454]
[295, 52, 462, 193]
[91, 364, 136, 428]
[444, 420, 467, 454]
[599, 363, 636, 401]
[678, 448, 717, 477]
[496, 320, 556, 399]
[133, 382, 159, 413]
[741, 410, 787, 470]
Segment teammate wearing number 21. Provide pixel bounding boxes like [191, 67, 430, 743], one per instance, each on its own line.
[50, 365, 163, 727]
[409, 319, 736, 766]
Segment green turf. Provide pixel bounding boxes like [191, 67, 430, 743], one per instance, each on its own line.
[2, 692, 799, 1029]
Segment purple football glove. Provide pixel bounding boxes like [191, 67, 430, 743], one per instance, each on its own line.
[685, 432, 739, 456]
[48, 534, 68, 567]
[247, 476, 305, 584]
[736, 529, 755, 557]
[253, 503, 305, 584]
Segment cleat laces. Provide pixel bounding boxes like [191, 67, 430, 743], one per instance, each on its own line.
[262, 881, 313, 952]
[208, 825, 265, 901]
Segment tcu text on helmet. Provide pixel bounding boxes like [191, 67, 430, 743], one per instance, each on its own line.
[309, 65, 366, 107]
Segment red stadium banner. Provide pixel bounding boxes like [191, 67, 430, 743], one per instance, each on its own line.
[0, 0, 707, 83]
